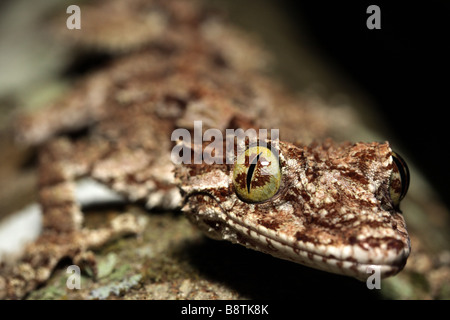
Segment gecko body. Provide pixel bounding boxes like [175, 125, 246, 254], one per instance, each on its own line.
[0, 0, 410, 298]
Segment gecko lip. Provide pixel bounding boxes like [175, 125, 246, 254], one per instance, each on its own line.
[225, 212, 411, 280]
[288, 237, 410, 280]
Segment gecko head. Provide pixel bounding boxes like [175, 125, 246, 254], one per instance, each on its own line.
[176, 139, 410, 280]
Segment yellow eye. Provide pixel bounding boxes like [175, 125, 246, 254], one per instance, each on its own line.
[389, 151, 410, 208]
[233, 145, 281, 203]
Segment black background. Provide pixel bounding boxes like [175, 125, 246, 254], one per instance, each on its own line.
[278, 0, 450, 206]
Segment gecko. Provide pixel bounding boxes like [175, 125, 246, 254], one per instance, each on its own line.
[0, 0, 410, 298]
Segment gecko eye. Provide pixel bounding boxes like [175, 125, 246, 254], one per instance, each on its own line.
[233, 145, 281, 203]
[389, 151, 410, 207]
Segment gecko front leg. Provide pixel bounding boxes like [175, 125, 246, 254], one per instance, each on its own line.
[0, 138, 145, 299]
[38, 138, 85, 232]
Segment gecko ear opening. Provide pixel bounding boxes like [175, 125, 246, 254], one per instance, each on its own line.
[232, 145, 281, 203]
[389, 151, 410, 208]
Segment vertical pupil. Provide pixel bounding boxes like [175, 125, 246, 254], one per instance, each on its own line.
[246, 152, 262, 193]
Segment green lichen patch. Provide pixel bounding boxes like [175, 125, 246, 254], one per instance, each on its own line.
[89, 274, 142, 300]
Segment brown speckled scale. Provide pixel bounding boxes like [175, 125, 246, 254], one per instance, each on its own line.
[176, 139, 409, 279]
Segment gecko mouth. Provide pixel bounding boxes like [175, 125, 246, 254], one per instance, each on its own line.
[220, 210, 411, 280]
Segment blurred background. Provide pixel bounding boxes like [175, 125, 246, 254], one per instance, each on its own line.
[285, 0, 450, 208]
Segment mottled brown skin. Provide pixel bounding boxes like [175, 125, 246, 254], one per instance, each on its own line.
[0, 0, 409, 298]
[176, 139, 410, 279]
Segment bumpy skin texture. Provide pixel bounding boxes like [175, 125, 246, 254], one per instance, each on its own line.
[0, 0, 409, 298]
[176, 140, 410, 280]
